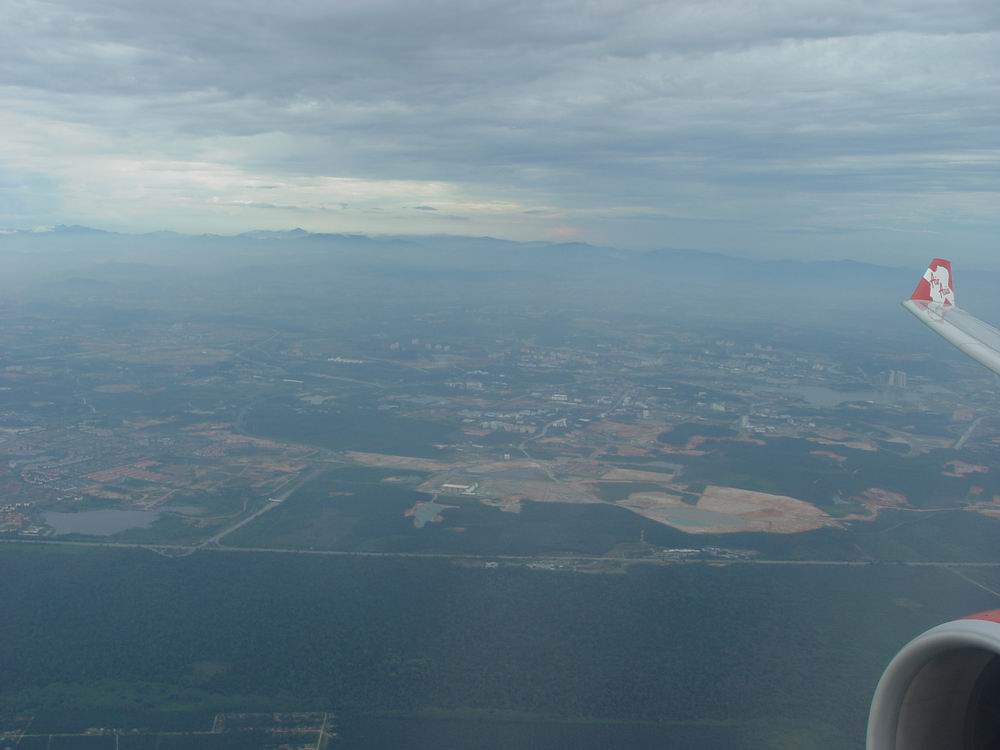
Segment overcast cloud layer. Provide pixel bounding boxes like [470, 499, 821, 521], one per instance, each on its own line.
[2, 0, 1000, 264]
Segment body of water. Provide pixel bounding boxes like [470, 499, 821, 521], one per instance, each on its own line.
[787, 384, 889, 407]
[44, 509, 162, 536]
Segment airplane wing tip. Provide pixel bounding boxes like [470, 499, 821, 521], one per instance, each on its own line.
[911, 258, 955, 306]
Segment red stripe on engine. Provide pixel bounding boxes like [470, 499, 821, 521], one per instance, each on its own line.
[963, 610, 1000, 623]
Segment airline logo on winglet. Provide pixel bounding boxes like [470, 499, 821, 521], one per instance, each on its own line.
[911, 258, 955, 306]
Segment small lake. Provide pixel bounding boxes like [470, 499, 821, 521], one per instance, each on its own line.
[786, 385, 890, 407]
[44, 509, 162, 536]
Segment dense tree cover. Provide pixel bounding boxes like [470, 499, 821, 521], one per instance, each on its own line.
[244, 399, 454, 458]
[2, 547, 999, 748]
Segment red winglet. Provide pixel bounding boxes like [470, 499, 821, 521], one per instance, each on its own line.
[911, 258, 955, 306]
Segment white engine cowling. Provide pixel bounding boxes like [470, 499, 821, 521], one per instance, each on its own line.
[868, 610, 1000, 749]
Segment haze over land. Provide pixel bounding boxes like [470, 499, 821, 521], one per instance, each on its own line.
[4, 229, 1000, 747]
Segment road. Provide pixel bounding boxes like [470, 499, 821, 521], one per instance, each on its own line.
[517, 418, 568, 482]
[955, 415, 986, 450]
[6, 535, 1000, 569]
[316, 712, 330, 750]
[201, 464, 328, 548]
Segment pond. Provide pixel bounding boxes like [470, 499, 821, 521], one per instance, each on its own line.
[43, 509, 162, 536]
[786, 384, 888, 407]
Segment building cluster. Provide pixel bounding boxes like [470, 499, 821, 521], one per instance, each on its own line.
[440, 482, 479, 495]
[883, 370, 908, 388]
[386, 338, 452, 353]
[1, 502, 34, 534]
[480, 420, 536, 434]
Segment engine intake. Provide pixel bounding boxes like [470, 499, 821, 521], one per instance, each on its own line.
[868, 611, 1000, 750]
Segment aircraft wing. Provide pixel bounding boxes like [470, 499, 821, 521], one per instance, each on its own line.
[902, 258, 1000, 376]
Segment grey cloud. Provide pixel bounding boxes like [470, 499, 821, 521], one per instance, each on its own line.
[218, 200, 350, 213]
[2, 0, 1000, 261]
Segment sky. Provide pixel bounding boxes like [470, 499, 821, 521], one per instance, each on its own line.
[2, 0, 1000, 265]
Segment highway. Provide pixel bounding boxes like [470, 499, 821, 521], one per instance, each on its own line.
[6, 535, 1000, 570]
[954, 415, 986, 450]
[200, 464, 327, 548]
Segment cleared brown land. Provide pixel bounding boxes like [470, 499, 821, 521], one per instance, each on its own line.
[617, 491, 686, 525]
[944, 460, 989, 477]
[458, 458, 545, 475]
[616, 485, 833, 534]
[808, 436, 877, 452]
[697, 485, 833, 533]
[87, 463, 170, 483]
[345, 451, 453, 472]
[254, 461, 309, 474]
[481, 495, 524, 513]
[588, 420, 663, 444]
[600, 468, 676, 483]
[860, 487, 908, 508]
[475, 479, 601, 504]
[808, 429, 879, 451]
[186, 425, 291, 451]
[970, 496, 1000, 520]
[657, 446, 709, 456]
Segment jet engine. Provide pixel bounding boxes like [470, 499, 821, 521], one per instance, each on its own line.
[868, 611, 1000, 749]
